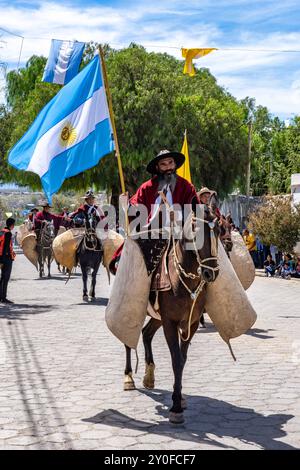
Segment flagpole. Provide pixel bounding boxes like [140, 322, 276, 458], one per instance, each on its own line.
[98, 46, 129, 234]
[98, 46, 126, 194]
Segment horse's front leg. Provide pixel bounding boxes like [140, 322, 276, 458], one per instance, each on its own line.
[47, 252, 51, 277]
[162, 317, 184, 424]
[179, 320, 199, 410]
[142, 318, 161, 389]
[38, 250, 43, 278]
[89, 258, 101, 301]
[124, 345, 136, 391]
[81, 264, 88, 301]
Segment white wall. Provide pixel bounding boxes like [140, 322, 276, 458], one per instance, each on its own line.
[291, 173, 300, 206]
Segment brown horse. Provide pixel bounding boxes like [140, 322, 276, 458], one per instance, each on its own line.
[123, 206, 220, 424]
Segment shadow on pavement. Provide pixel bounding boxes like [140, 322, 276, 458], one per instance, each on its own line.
[196, 323, 275, 340]
[245, 328, 275, 339]
[0, 303, 56, 320]
[279, 316, 300, 319]
[71, 297, 109, 307]
[84, 389, 295, 450]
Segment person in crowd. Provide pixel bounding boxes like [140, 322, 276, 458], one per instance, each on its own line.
[34, 202, 68, 236]
[60, 207, 70, 218]
[27, 207, 39, 230]
[270, 244, 282, 266]
[0, 217, 16, 304]
[264, 254, 276, 277]
[292, 257, 300, 278]
[243, 229, 257, 266]
[198, 187, 221, 219]
[70, 190, 105, 228]
[256, 236, 264, 269]
[276, 253, 294, 280]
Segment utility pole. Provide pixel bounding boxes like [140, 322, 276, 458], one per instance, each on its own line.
[246, 119, 252, 197]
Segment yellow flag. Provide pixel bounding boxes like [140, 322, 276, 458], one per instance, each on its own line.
[182, 48, 217, 76]
[177, 131, 191, 183]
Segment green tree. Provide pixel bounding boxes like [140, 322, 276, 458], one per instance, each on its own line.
[1, 44, 252, 198]
[243, 99, 300, 196]
[248, 196, 300, 252]
[0, 105, 13, 181]
[0, 197, 8, 226]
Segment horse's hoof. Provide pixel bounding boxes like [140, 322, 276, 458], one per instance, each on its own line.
[169, 411, 185, 424]
[89, 296, 95, 302]
[143, 363, 155, 389]
[83, 295, 89, 302]
[124, 373, 136, 391]
[181, 397, 187, 409]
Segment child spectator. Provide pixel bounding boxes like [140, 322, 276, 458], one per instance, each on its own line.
[264, 254, 276, 277]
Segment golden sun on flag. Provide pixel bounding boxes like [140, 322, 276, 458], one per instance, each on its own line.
[59, 122, 77, 148]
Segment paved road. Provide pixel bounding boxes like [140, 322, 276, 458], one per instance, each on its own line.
[0, 254, 299, 450]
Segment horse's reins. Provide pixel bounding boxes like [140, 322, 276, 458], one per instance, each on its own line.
[82, 228, 102, 252]
[38, 222, 54, 252]
[159, 191, 219, 342]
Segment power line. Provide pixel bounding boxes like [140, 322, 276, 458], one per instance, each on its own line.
[0, 27, 24, 39]
[2, 28, 300, 53]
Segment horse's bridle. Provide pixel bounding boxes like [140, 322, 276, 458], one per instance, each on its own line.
[82, 227, 102, 252]
[172, 214, 219, 293]
[37, 221, 54, 250]
[191, 215, 220, 280]
[170, 213, 219, 342]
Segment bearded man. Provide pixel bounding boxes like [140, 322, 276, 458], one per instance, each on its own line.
[110, 149, 199, 273]
[130, 149, 198, 222]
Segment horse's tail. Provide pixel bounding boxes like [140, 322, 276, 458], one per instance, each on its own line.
[227, 340, 237, 362]
[65, 269, 72, 285]
[105, 267, 111, 285]
[134, 349, 139, 374]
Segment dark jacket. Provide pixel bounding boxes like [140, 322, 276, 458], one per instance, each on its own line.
[0, 228, 16, 262]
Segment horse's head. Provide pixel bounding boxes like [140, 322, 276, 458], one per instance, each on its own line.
[182, 205, 219, 283]
[40, 220, 55, 246]
[209, 192, 219, 216]
[44, 221, 55, 238]
[219, 215, 233, 255]
[85, 212, 98, 231]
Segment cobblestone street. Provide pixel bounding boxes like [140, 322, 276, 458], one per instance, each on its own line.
[0, 253, 299, 450]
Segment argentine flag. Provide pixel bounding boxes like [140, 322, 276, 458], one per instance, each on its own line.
[8, 55, 114, 202]
[42, 39, 85, 85]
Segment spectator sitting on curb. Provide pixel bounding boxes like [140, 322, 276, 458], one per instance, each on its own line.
[292, 257, 300, 278]
[277, 254, 294, 280]
[264, 254, 276, 277]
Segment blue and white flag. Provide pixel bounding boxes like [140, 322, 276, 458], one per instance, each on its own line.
[9, 55, 114, 202]
[42, 39, 85, 85]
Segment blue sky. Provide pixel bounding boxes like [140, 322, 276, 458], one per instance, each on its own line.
[1, 0, 300, 119]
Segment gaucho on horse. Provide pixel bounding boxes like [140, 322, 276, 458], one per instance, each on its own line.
[70, 190, 104, 301]
[33, 201, 67, 278]
[107, 149, 220, 424]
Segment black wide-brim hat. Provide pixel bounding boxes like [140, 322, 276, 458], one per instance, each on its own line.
[81, 189, 96, 199]
[146, 149, 185, 174]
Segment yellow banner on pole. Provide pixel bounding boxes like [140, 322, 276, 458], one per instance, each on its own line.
[182, 48, 217, 76]
[177, 130, 191, 183]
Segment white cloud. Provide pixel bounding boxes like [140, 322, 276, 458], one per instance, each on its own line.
[217, 74, 300, 117]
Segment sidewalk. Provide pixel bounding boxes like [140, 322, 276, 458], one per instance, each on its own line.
[255, 269, 300, 280]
